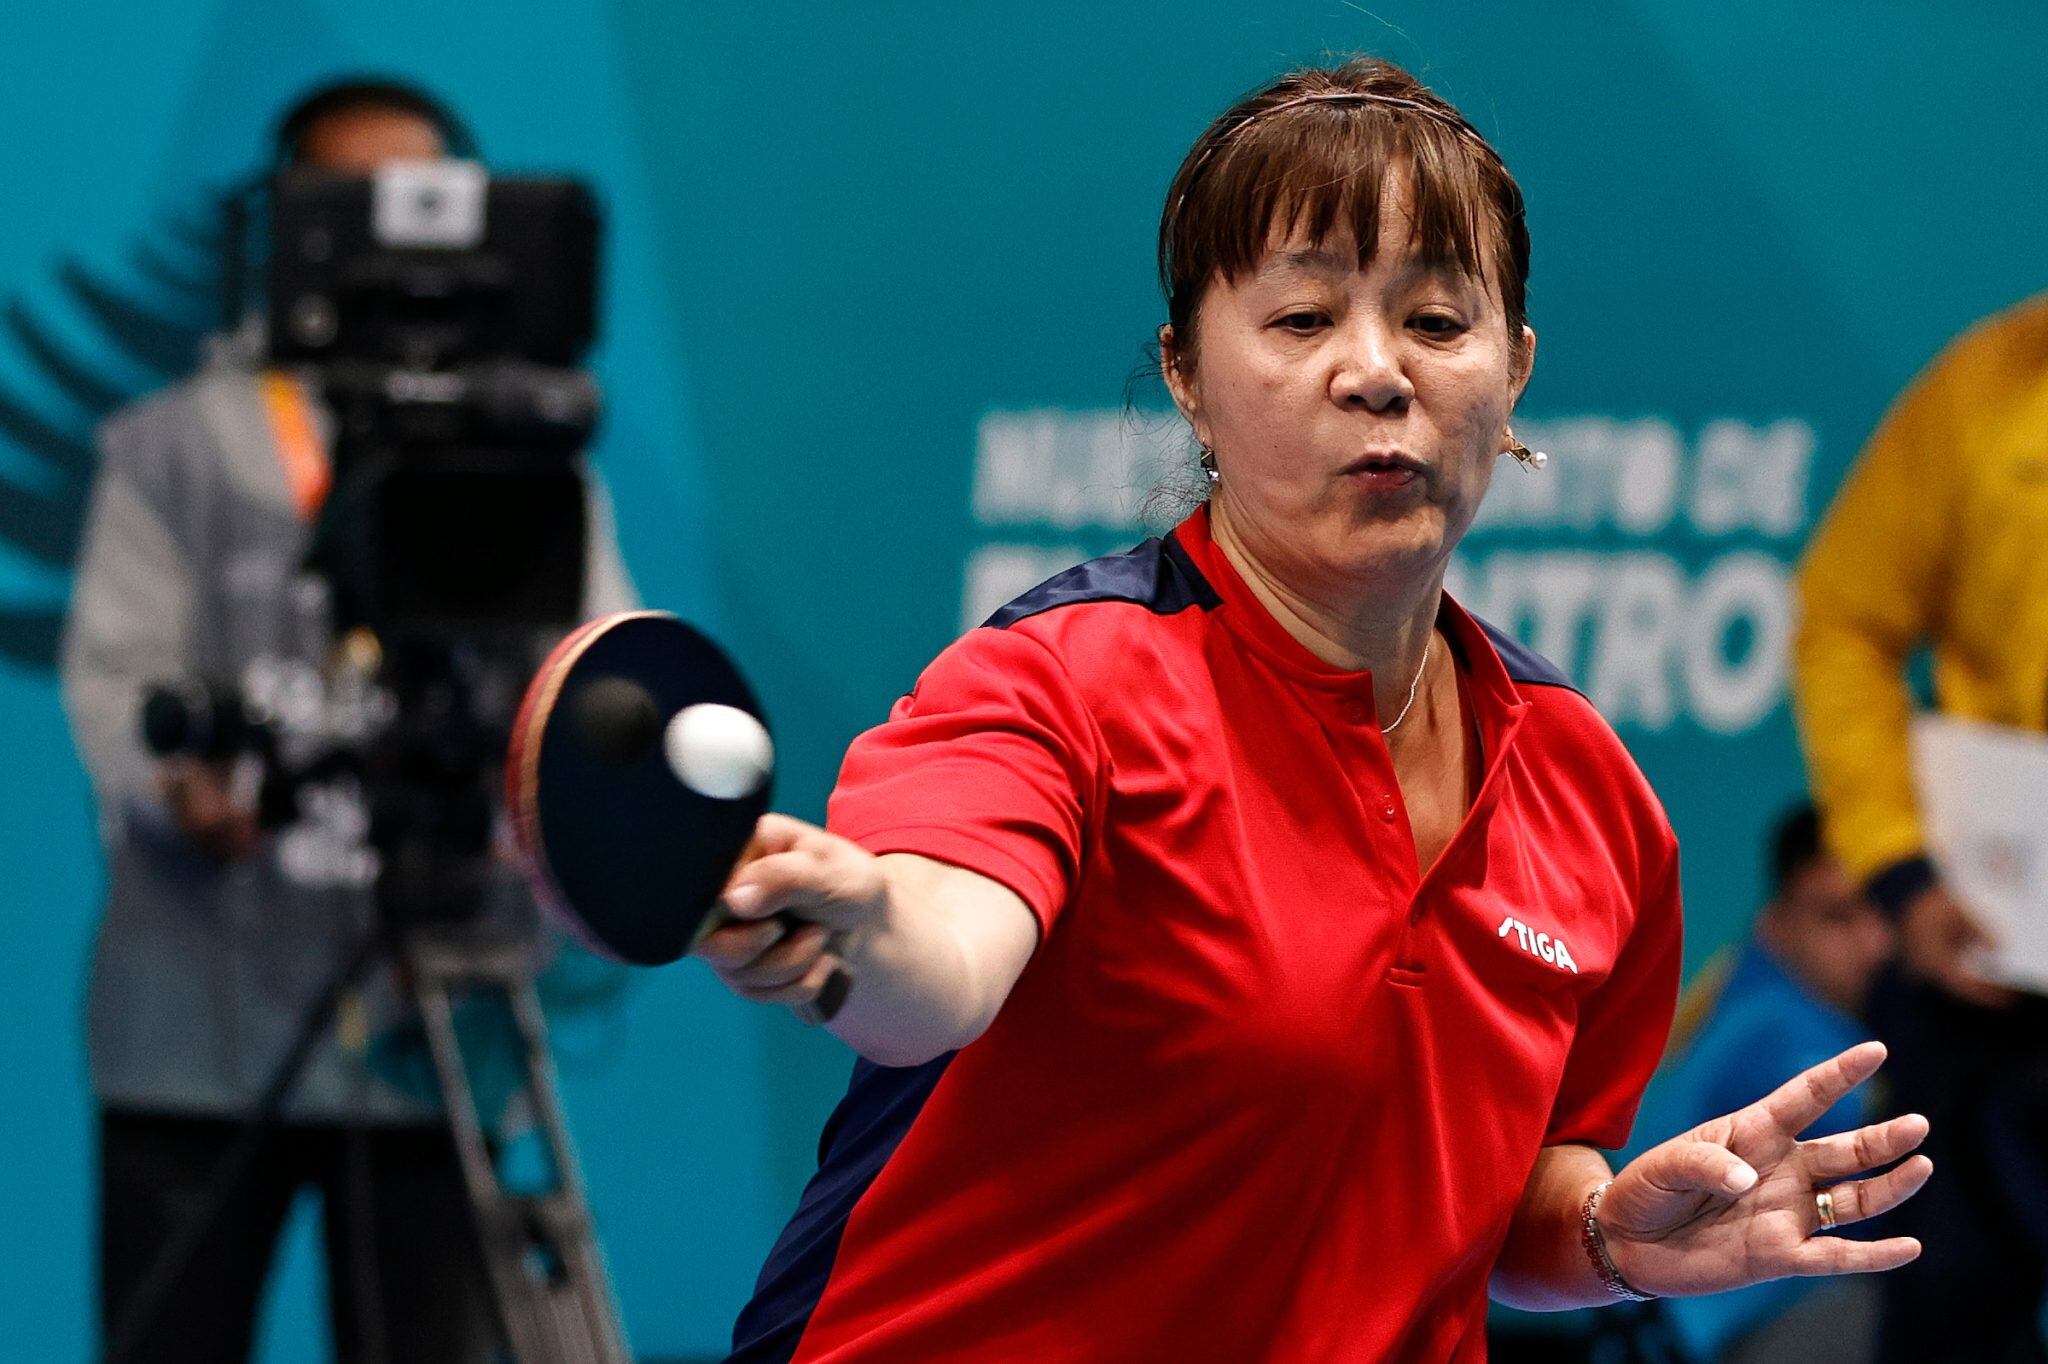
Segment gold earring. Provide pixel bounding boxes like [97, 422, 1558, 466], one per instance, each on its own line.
[1504, 428, 1549, 469]
[1199, 446, 1220, 483]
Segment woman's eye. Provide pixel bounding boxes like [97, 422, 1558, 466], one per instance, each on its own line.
[1273, 311, 1329, 333]
[1411, 312, 1468, 338]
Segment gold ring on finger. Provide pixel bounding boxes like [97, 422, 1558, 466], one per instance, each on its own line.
[1814, 1188, 1838, 1233]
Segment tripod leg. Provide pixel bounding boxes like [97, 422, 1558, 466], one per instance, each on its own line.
[504, 979, 633, 1364]
[409, 938, 631, 1364]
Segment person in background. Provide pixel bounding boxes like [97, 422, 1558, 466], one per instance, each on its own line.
[1622, 804, 1896, 1363]
[1794, 296, 2048, 1364]
[61, 79, 635, 1363]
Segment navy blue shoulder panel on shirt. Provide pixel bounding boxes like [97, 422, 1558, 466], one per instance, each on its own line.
[980, 534, 1222, 629]
[724, 1055, 954, 1363]
[1475, 615, 1581, 694]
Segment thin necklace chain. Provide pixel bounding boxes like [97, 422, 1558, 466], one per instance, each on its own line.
[1380, 633, 1434, 734]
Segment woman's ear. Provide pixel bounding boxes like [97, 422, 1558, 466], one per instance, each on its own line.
[1160, 324, 1207, 443]
[1511, 325, 1538, 404]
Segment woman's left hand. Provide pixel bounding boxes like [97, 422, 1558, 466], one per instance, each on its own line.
[1599, 1040, 1931, 1298]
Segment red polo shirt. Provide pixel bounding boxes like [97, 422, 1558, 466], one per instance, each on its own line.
[728, 507, 1682, 1362]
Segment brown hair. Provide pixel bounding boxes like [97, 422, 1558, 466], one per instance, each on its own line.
[1158, 57, 1530, 375]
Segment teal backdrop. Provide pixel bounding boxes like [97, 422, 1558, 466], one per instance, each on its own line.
[0, 3, 2042, 1359]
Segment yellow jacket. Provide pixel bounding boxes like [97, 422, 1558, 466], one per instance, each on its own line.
[1793, 294, 2048, 904]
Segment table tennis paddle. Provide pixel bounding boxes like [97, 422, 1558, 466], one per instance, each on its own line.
[506, 610, 849, 1024]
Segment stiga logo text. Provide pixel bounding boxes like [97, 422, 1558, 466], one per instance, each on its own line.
[1497, 917, 1578, 974]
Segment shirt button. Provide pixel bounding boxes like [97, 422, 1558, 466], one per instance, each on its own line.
[1379, 797, 1398, 822]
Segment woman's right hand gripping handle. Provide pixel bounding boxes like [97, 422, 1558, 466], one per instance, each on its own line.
[691, 813, 1042, 1066]
[694, 813, 881, 1017]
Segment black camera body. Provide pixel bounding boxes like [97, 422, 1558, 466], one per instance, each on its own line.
[267, 164, 602, 636]
[136, 163, 619, 925]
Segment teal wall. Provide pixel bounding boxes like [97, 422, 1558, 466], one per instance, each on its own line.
[1, 2, 2043, 1359]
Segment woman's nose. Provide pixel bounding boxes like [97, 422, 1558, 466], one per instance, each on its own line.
[1330, 321, 1414, 412]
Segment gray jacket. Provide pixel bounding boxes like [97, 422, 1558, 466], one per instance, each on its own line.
[61, 334, 636, 1123]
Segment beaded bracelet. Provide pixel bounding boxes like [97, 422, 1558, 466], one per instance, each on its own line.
[1581, 1180, 1658, 1303]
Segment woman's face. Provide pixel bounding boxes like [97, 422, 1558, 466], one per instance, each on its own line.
[1166, 175, 1533, 600]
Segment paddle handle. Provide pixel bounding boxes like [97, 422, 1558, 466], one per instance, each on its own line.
[690, 904, 851, 1026]
[794, 958, 853, 1027]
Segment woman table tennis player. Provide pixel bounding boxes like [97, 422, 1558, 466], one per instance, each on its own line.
[700, 57, 1933, 1362]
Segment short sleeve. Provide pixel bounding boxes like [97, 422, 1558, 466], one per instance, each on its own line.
[827, 625, 1104, 934]
[1543, 839, 1685, 1150]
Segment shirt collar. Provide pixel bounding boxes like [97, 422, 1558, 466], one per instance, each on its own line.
[1167, 503, 1528, 743]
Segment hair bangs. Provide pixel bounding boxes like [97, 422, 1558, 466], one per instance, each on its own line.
[1192, 109, 1493, 294]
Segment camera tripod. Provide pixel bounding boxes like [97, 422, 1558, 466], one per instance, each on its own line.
[105, 913, 632, 1364]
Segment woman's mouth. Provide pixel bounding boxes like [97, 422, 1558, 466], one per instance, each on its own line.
[1341, 453, 1426, 491]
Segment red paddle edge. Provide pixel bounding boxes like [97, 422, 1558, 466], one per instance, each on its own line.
[505, 608, 677, 961]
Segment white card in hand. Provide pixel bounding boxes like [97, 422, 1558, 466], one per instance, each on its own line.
[1912, 714, 2048, 993]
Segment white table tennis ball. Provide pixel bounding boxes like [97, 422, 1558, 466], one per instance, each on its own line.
[664, 703, 773, 800]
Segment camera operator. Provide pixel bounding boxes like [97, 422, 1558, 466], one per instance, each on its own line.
[60, 78, 636, 1364]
